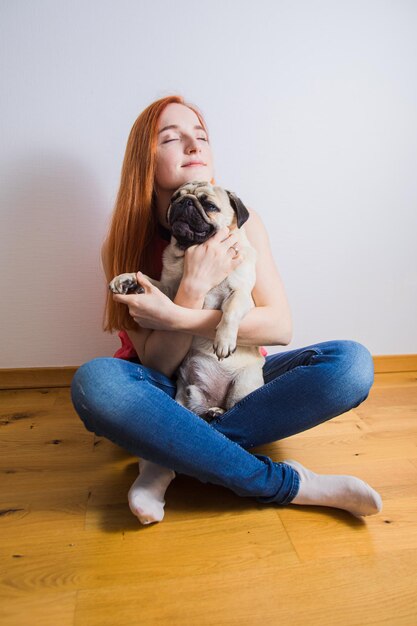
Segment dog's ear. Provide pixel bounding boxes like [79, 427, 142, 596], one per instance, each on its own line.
[224, 190, 250, 228]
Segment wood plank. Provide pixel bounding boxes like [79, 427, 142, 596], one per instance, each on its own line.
[74, 550, 417, 626]
[1, 590, 76, 626]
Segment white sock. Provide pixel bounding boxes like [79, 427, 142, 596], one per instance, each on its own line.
[285, 459, 382, 518]
[128, 458, 176, 525]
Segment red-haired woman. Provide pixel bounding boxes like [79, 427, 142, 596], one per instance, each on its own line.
[71, 95, 382, 525]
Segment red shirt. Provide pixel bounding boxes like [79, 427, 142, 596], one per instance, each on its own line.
[113, 224, 268, 360]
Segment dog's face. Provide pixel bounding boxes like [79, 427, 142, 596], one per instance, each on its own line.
[166, 181, 250, 250]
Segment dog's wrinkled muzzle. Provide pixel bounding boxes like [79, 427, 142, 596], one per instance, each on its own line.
[168, 195, 220, 250]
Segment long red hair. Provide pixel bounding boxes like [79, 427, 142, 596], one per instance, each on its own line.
[102, 95, 215, 333]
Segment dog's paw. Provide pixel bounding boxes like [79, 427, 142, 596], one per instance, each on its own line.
[109, 273, 144, 295]
[203, 407, 225, 422]
[213, 330, 237, 361]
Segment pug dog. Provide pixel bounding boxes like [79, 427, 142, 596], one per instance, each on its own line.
[109, 181, 266, 422]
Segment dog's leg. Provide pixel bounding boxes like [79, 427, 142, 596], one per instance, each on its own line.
[175, 354, 231, 421]
[213, 289, 254, 360]
[175, 382, 214, 421]
[226, 363, 265, 410]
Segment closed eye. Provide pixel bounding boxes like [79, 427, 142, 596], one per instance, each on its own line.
[162, 137, 208, 144]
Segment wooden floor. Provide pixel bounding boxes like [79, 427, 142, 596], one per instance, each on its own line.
[1, 370, 417, 625]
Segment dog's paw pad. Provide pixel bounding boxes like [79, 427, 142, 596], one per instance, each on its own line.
[203, 407, 226, 422]
[109, 274, 144, 295]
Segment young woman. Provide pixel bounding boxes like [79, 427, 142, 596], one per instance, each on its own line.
[71, 95, 382, 525]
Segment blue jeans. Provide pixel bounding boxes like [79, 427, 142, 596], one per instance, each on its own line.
[70, 340, 374, 507]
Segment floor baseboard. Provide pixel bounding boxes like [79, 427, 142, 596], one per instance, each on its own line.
[0, 366, 77, 390]
[0, 354, 416, 390]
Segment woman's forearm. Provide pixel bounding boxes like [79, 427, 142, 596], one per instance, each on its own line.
[144, 280, 291, 378]
[143, 283, 205, 378]
[173, 303, 292, 347]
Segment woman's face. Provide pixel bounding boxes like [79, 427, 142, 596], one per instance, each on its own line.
[154, 103, 215, 227]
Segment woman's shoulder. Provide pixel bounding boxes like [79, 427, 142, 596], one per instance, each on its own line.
[245, 206, 263, 229]
[242, 206, 293, 342]
[242, 206, 267, 250]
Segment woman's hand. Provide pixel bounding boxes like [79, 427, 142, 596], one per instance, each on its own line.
[182, 226, 243, 298]
[112, 272, 179, 330]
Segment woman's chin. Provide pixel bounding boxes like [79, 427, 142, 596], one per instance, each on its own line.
[180, 171, 211, 184]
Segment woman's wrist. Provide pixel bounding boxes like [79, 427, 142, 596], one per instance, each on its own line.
[175, 280, 207, 305]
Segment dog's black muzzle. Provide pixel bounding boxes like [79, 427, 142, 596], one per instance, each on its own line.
[167, 195, 220, 250]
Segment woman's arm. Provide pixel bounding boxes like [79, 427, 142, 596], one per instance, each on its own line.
[173, 304, 291, 346]
[102, 240, 205, 379]
[140, 282, 205, 378]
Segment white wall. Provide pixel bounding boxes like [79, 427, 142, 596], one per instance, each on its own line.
[1, 0, 416, 368]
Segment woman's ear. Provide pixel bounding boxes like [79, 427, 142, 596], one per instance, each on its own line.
[224, 190, 250, 228]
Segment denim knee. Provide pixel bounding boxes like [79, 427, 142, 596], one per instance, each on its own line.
[71, 357, 111, 400]
[70, 357, 115, 432]
[337, 340, 374, 403]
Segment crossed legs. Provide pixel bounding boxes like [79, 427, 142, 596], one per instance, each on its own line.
[71, 340, 382, 525]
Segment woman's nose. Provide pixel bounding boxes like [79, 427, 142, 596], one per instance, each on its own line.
[186, 138, 200, 152]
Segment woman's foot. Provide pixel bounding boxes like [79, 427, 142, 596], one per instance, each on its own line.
[128, 458, 176, 525]
[284, 459, 382, 517]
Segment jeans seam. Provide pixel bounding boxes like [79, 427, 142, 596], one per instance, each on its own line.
[146, 378, 175, 391]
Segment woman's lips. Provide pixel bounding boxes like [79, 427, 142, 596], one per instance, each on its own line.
[182, 163, 205, 167]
